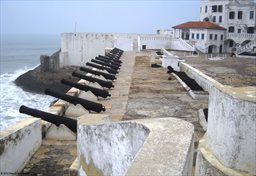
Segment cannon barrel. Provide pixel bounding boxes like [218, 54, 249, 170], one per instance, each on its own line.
[72, 72, 114, 89]
[103, 54, 122, 63]
[19, 105, 77, 133]
[95, 57, 121, 67]
[91, 59, 120, 70]
[86, 62, 118, 75]
[44, 89, 106, 113]
[80, 67, 117, 81]
[98, 55, 122, 64]
[61, 79, 111, 98]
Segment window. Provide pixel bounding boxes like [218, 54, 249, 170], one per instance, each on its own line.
[247, 27, 254, 34]
[212, 5, 217, 13]
[229, 41, 234, 47]
[209, 34, 213, 40]
[215, 34, 218, 40]
[250, 11, 254, 19]
[228, 26, 235, 33]
[238, 11, 243, 19]
[213, 16, 216, 22]
[219, 16, 222, 23]
[192, 33, 195, 39]
[197, 33, 199, 39]
[205, 6, 207, 13]
[229, 11, 235, 19]
[218, 5, 223, 12]
[201, 34, 205, 40]
[221, 35, 223, 40]
[237, 29, 242, 33]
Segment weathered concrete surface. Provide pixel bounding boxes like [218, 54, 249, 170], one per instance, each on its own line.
[126, 118, 194, 176]
[21, 140, 77, 176]
[124, 54, 207, 142]
[109, 51, 136, 121]
[78, 120, 149, 176]
[0, 118, 41, 175]
[180, 54, 256, 87]
[195, 136, 251, 176]
[206, 86, 256, 174]
[77, 118, 194, 176]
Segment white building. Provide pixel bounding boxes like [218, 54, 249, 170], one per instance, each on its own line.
[173, 21, 226, 53]
[200, 0, 256, 53]
[170, 0, 256, 54]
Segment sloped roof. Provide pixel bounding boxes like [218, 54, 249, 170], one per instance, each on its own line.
[173, 21, 226, 30]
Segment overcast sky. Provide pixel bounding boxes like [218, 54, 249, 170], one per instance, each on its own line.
[1, 0, 200, 35]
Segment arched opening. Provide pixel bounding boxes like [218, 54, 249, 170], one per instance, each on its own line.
[219, 45, 223, 53]
[208, 45, 217, 54]
[224, 39, 236, 53]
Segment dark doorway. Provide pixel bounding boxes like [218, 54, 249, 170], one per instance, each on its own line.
[208, 46, 213, 53]
[219, 45, 222, 53]
[185, 33, 189, 40]
[142, 45, 146, 50]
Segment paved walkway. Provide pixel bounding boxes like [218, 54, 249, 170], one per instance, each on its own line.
[123, 52, 207, 143]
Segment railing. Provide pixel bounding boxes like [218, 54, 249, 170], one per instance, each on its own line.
[177, 38, 195, 51]
[236, 39, 256, 54]
[226, 33, 256, 40]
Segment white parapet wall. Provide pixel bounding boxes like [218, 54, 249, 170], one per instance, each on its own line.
[60, 32, 181, 67]
[77, 117, 194, 176]
[205, 86, 256, 175]
[161, 49, 184, 71]
[0, 118, 42, 175]
[60, 32, 141, 67]
[177, 59, 256, 175]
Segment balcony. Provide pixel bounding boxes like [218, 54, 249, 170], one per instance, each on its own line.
[226, 33, 256, 40]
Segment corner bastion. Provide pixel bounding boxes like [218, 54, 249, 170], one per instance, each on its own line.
[77, 117, 195, 176]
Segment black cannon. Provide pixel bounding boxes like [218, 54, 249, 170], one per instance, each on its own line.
[98, 55, 122, 64]
[19, 105, 77, 133]
[95, 57, 121, 67]
[86, 62, 118, 75]
[44, 89, 106, 113]
[61, 79, 111, 98]
[80, 67, 117, 81]
[91, 59, 120, 70]
[72, 72, 114, 89]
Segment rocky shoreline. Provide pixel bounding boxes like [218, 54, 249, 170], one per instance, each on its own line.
[15, 65, 81, 94]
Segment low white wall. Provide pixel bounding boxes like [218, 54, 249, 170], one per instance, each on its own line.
[77, 118, 194, 176]
[161, 49, 184, 71]
[207, 86, 256, 174]
[178, 59, 256, 174]
[140, 35, 172, 49]
[180, 62, 219, 92]
[60, 33, 178, 67]
[0, 118, 42, 175]
[78, 122, 149, 176]
[60, 33, 139, 67]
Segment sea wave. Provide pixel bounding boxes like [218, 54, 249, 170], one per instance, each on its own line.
[0, 67, 55, 131]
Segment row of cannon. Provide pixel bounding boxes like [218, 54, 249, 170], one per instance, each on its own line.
[19, 48, 124, 133]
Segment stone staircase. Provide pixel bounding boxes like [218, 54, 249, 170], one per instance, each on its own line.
[171, 38, 195, 52]
[236, 39, 256, 55]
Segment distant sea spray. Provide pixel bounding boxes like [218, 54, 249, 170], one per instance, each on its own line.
[0, 34, 59, 131]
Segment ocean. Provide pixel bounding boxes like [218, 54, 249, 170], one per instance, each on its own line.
[0, 34, 60, 131]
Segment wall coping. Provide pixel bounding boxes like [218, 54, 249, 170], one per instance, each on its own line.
[181, 62, 256, 102]
[77, 117, 194, 176]
[0, 118, 40, 138]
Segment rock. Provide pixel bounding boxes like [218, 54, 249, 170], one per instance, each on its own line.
[15, 65, 80, 94]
